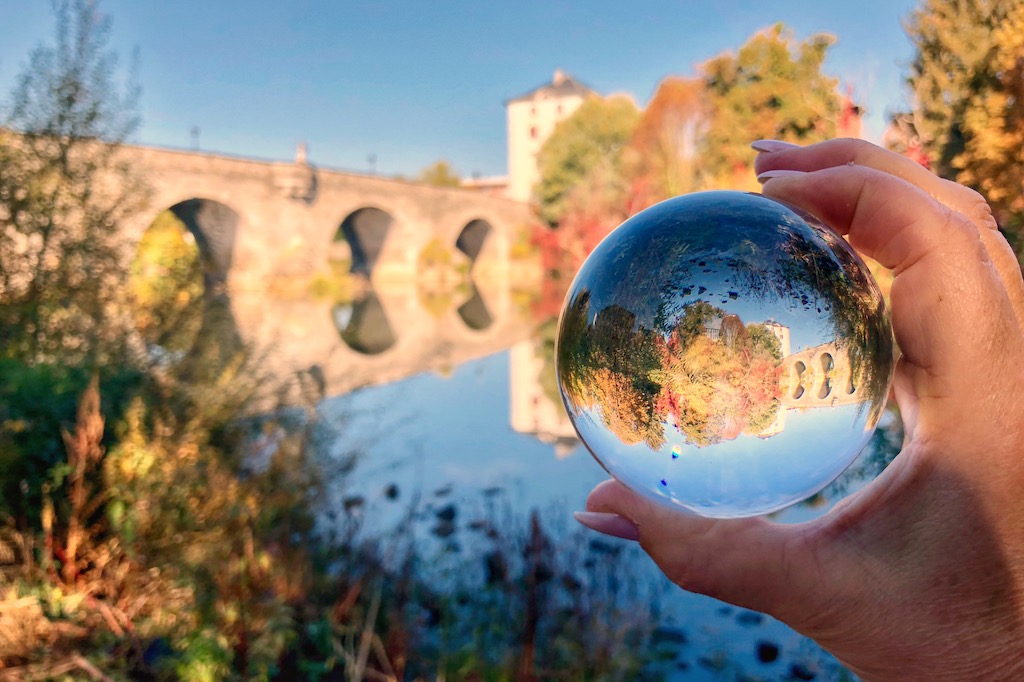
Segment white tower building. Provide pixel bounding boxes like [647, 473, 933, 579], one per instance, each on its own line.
[505, 69, 594, 202]
[509, 340, 579, 458]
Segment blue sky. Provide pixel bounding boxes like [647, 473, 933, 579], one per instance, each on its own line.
[0, 0, 920, 178]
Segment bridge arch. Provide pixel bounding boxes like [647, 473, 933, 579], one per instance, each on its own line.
[780, 343, 864, 410]
[455, 218, 493, 268]
[790, 360, 808, 400]
[129, 196, 245, 369]
[818, 352, 834, 399]
[144, 197, 243, 288]
[336, 207, 394, 277]
[443, 209, 512, 280]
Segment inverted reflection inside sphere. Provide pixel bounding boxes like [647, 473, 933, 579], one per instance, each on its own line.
[556, 191, 894, 518]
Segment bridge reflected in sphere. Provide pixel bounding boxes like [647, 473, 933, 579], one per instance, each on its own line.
[556, 191, 895, 518]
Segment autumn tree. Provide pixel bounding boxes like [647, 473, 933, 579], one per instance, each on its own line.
[698, 24, 842, 189]
[536, 95, 640, 226]
[0, 0, 146, 363]
[417, 159, 462, 187]
[129, 209, 204, 354]
[0, 0, 147, 529]
[627, 77, 708, 206]
[898, 0, 1024, 252]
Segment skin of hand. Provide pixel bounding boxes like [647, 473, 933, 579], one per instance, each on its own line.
[576, 139, 1024, 680]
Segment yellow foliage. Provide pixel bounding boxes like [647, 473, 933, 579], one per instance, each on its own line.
[129, 210, 204, 353]
[419, 237, 454, 269]
[954, 3, 1024, 225]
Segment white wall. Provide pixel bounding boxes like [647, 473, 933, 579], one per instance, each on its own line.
[506, 91, 586, 202]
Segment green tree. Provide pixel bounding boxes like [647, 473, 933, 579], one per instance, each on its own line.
[0, 0, 146, 364]
[898, 0, 1024, 252]
[698, 24, 841, 188]
[536, 95, 640, 226]
[417, 159, 462, 187]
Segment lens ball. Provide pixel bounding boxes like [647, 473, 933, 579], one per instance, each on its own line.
[556, 191, 894, 518]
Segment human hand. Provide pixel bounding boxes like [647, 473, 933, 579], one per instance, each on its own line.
[575, 139, 1024, 680]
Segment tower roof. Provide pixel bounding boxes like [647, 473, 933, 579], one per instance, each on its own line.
[507, 69, 594, 104]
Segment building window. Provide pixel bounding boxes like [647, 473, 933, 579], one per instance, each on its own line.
[530, 126, 537, 139]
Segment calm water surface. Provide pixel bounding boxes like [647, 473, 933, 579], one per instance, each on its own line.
[265, 281, 902, 680]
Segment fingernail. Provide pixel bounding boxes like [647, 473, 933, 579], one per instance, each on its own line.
[756, 169, 808, 184]
[573, 511, 639, 541]
[751, 139, 800, 153]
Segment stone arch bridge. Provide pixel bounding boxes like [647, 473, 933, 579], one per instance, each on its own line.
[122, 144, 533, 288]
[120, 144, 537, 399]
[755, 341, 868, 438]
[780, 342, 863, 410]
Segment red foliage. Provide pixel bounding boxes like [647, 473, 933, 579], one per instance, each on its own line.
[527, 190, 632, 320]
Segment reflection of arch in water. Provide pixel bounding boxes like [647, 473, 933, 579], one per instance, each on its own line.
[167, 198, 240, 287]
[186, 290, 245, 377]
[338, 207, 394, 277]
[333, 290, 397, 355]
[455, 218, 493, 267]
[456, 284, 493, 331]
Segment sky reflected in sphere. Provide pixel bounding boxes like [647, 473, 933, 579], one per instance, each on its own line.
[556, 191, 895, 518]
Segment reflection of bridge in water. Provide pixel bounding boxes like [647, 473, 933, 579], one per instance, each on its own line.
[231, 279, 534, 402]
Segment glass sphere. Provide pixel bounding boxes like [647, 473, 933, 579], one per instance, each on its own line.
[556, 191, 894, 518]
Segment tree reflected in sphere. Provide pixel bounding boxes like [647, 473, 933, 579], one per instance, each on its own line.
[556, 191, 894, 518]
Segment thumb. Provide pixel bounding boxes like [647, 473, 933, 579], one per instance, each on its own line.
[580, 479, 828, 623]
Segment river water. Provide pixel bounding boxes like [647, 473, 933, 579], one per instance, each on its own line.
[231, 277, 901, 680]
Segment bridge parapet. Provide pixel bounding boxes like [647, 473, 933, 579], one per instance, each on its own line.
[119, 143, 534, 291]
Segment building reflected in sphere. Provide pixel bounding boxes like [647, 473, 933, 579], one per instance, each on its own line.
[556, 191, 894, 518]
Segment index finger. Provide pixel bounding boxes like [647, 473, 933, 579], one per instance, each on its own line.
[755, 139, 1024, 324]
[754, 138, 996, 229]
[761, 165, 1019, 416]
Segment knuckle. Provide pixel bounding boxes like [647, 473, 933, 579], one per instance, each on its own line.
[942, 209, 982, 244]
[966, 193, 999, 231]
[944, 213, 992, 266]
[945, 181, 998, 230]
[845, 137, 878, 161]
[846, 137, 873, 153]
